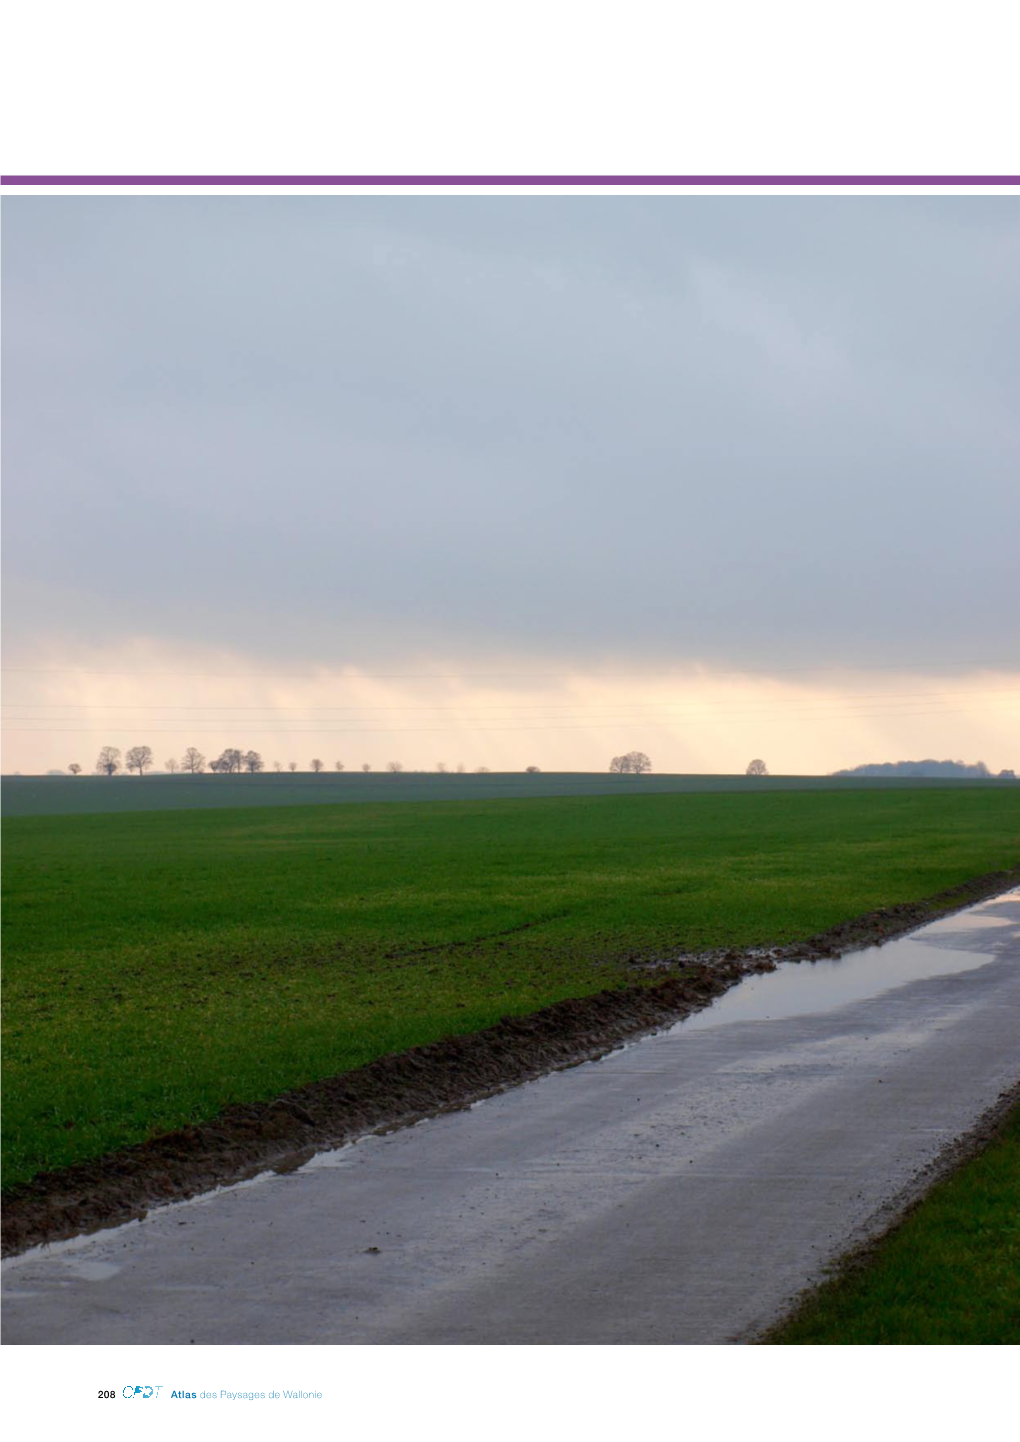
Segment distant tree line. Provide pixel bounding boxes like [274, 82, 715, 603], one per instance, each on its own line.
[58, 750, 1015, 782]
[609, 751, 651, 774]
[832, 759, 1015, 779]
[79, 750, 525, 777]
[89, 746, 294, 775]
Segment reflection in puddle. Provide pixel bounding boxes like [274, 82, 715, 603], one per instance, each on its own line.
[679, 892, 1019, 1032]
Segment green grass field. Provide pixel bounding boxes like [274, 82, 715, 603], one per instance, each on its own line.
[773, 1102, 1020, 1344]
[3, 770, 1010, 819]
[3, 786, 1018, 1189]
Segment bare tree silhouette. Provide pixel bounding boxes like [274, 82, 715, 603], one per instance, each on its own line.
[182, 747, 206, 774]
[745, 758, 769, 777]
[165, 758, 179, 774]
[610, 753, 652, 773]
[126, 745, 154, 776]
[96, 746, 121, 776]
[68, 762, 82, 776]
[335, 761, 345, 772]
[311, 758, 324, 773]
[387, 761, 404, 772]
[243, 750, 264, 773]
[288, 762, 298, 772]
[361, 763, 371, 772]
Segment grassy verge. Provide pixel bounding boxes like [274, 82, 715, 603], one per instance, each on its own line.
[3, 786, 1018, 1188]
[771, 1101, 1020, 1344]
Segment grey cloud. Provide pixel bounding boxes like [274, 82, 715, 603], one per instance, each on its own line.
[3, 196, 1018, 670]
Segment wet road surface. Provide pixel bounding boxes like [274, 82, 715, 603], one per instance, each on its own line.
[4, 890, 1019, 1344]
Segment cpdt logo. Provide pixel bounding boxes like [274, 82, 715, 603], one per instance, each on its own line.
[123, 1386, 163, 1399]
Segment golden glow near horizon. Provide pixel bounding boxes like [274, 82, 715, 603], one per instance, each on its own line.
[2, 641, 1017, 777]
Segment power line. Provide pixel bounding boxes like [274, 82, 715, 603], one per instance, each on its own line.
[3, 658, 1018, 680]
[3, 695, 1016, 728]
[4, 687, 1018, 715]
[5, 705, 1018, 728]
[5, 706, 1016, 736]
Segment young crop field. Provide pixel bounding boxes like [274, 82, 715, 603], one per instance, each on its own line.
[2, 770, 1009, 819]
[3, 786, 1019, 1189]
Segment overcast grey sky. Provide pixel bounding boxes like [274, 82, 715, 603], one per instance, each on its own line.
[4, 196, 1018, 671]
[2, 197, 1018, 775]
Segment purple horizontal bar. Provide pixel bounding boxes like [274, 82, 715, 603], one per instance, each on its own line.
[3, 174, 1020, 187]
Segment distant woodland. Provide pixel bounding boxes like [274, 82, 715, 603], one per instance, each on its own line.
[833, 759, 1016, 779]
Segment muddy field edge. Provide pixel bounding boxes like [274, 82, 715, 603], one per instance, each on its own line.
[4, 867, 1016, 1259]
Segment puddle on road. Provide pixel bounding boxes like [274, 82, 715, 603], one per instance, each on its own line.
[679, 891, 1020, 1032]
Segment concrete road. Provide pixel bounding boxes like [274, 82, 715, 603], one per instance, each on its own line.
[4, 890, 1018, 1345]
